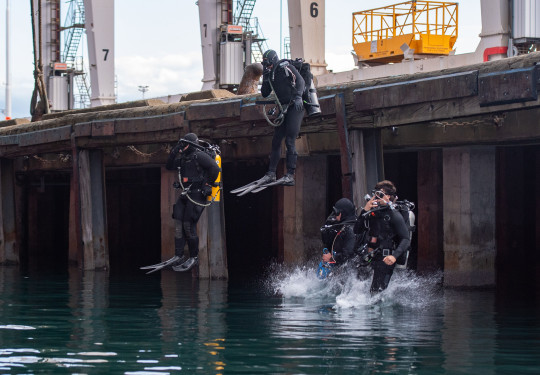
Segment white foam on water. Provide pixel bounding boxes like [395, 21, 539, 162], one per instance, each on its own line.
[0, 325, 36, 330]
[269, 263, 443, 309]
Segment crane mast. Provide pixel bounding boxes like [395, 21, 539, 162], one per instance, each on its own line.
[197, 0, 327, 90]
[83, 0, 115, 107]
[30, 0, 115, 113]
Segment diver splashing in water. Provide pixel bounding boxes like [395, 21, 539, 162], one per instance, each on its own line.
[141, 133, 220, 274]
[355, 180, 411, 295]
[318, 198, 358, 279]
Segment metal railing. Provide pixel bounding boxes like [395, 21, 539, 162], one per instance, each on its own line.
[353, 1, 458, 44]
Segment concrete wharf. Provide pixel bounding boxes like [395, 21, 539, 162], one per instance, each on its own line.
[1, 52, 540, 289]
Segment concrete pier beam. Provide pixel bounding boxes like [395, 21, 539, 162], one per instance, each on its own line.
[443, 146, 496, 287]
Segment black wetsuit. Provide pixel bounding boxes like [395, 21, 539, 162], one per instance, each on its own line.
[355, 205, 410, 293]
[261, 60, 305, 175]
[166, 146, 220, 258]
[320, 198, 357, 266]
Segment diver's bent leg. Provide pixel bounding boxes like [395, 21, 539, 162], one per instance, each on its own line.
[370, 261, 395, 295]
[269, 125, 287, 173]
[283, 107, 303, 174]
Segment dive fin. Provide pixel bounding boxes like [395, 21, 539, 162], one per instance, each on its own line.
[172, 257, 198, 272]
[140, 255, 183, 274]
[236, 183, 263, 196]
[140, 255, 180, 269]
[231, 174, 276, 196]
[250, 175, 295, 193]
[230, 180, 260, 194]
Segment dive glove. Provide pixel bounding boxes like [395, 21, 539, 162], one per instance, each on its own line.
[293, 96, 303, 111]
[172, 141, 183, 155]
[202, 183, 213, 197]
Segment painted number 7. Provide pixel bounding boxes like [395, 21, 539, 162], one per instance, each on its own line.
[103, 49, 110, 61]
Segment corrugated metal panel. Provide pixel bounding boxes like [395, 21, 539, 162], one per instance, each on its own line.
[513, 0, 540, 39]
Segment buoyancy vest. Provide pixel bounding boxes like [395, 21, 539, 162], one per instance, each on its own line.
[179, 150, 207, 185]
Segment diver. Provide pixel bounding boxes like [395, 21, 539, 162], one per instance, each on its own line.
[167, 133, 220, 272]
[231, 49, 305, 196]
[141, 133, 220, 274]
[318, 198, 358, 278]
[354, 180, 411, 294]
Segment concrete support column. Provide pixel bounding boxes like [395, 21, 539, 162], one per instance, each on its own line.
[70, 148, 109, 270]
[350, 129, 384, 211]
[417, 150, 444, 273]
[443, 146, 496, 287]
[0, 159, 18, 264]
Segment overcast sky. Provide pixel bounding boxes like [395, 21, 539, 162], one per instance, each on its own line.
[0, 0, 481, 119]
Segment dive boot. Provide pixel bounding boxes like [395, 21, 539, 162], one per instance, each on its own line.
[172, 257, 199, 272]
[281, 173, 295, 186]
[172, 255, 186, 267]
[260, 171, 276, 184]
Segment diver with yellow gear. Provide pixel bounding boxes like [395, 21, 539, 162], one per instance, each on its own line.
[141, 133, 220, 274]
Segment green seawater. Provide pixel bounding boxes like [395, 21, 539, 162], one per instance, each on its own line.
[0, 266, 539, 374]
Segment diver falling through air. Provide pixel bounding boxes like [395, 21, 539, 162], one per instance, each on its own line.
[140, 133, 221, 274]
[231, 49, 321, 196]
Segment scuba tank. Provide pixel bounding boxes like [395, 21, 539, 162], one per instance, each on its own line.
[304, 80, 321, 117]
[197, 140, 222, 203]
[208, 152, 221, 202]
[317, 248, 335, 280]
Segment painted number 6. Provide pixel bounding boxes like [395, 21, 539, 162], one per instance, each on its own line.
[310, 2, 318, 18]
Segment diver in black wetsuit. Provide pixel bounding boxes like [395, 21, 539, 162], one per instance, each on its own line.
[320, 198, 358, 268]
[257, 49, 305, 186]
[165, 133, 220, 272]
[355, 180, 410, 294]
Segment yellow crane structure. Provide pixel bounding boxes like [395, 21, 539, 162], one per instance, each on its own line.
[353, 1, 458, 65]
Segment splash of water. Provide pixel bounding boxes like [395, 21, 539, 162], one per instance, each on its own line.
[268, 263, 443, 309]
